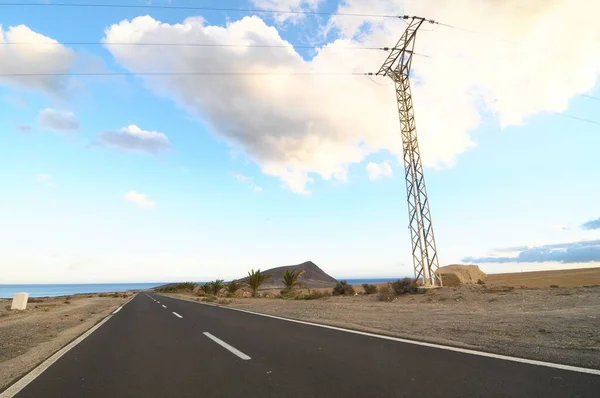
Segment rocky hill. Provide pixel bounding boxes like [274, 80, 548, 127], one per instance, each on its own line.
[246, 261, 338, 289]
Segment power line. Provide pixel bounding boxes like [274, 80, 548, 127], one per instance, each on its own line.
[0, 71, 370, 77]
[0, 2, 403, 18]
[551, 112, 600, 127]
[581, 94, 600, 101]
[0, 41, 389, 51]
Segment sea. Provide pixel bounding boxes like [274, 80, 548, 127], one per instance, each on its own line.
[341, 278, 400, 285]
[0, 283, 164, 299]
[0, 278, 401, 299]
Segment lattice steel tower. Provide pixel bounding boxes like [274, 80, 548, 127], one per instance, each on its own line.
[376, 16, 442, 286]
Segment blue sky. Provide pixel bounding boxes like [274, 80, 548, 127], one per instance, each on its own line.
[1, 0, 599, 283]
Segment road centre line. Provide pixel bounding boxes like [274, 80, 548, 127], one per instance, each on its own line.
[162, 305, 167, 308]
[203, 332, 251, 360]
[172, 312, 183, 318]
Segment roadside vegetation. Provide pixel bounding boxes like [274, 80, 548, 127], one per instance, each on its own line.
[226, 280, 244, 295]
[247, 269, 271, 297]
[281, 268, 305, 293]
[332, 281, 355, 296]
[155, 282, 197, 293]
[362, 284, 377, 295]
[153, 274, 421, 303]
[391, 278, 419, 295]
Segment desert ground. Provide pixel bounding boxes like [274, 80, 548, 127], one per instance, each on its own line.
[0, 293, 132, 391]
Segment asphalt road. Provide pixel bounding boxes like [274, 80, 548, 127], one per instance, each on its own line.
[11, 293, 600, 397]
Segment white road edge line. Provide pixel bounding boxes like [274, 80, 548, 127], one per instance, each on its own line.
[0, 294, 138, 398]
[112, 306, 123, 314]
[158, 294, 600, 376]
[172, 312, 183, 318]
[162, 305, 167, 308]
[203, 332, 251, 360]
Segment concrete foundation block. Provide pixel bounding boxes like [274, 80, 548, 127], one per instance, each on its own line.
[11, 292, 29, 310]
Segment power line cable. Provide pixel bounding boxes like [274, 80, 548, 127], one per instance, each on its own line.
[551, 112, 600, 127]
[581, 94, 600, 101]
[0, 2, 404, 18]
[0, 71, 371, 77]
[0, 41, 389, 51]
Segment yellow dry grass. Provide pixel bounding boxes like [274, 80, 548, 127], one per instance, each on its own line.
[486, 267, 600, 288]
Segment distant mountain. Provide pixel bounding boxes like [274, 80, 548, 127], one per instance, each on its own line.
[245, 261, 338, 289]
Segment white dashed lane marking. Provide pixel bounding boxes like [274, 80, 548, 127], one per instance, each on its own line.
[203, 332, 251, 360]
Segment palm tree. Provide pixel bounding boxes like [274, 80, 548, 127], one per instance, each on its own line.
[226, 280, 244, 295]
[246, 269, 271, 297]
[211, 279, 225, 296]
[282, 268, 305, 292]
[201, 282, 213, 295]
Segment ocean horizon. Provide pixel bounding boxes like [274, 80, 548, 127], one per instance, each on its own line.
[0, 278, 402, 298]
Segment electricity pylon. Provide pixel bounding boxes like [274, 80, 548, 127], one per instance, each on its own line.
[376, 16, 442, 287]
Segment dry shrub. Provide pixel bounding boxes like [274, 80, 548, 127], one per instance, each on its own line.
[332, 281, 355, 296]
[377, 284, 395, 302]
[391, 278, 419, 295]
[362, 284, 377, 295]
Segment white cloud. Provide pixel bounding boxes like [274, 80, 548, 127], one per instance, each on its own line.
[366, 161, 393, 181]
[104, 1, 600, 195]
[96, 125, 171, 155]
[104, 16, 395, 195]
[251, 0, 324, 23]
[0, 25, 76, 94]
[123, 190, 156, 209]
[36, 173, 53, 187]
[231, 172, 263, 193]
[39, 108, 79, 132]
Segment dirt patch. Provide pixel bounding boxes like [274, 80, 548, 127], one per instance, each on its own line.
[162, 285, 600, 369]
[0, 293, 132, 392]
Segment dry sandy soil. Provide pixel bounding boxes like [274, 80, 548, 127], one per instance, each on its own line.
[486, 267, 600, 288]
[165, 284, 600, 369]
[0, 293, 131, 392]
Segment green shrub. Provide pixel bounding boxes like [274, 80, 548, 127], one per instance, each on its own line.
[280, 290, 300, 299]
[200, 282, 213, 295]
[392, 278, 419, 295]
[226, 280, 244, 295]
[362, 284, 377, 295]
[247, 269, 271, 297]
[296, 291, 328, 300]
[155, 282, 197, 293]
[332, 281, 355, 296]
[211, 280, 225, 296]
[282, 268, 305, 292]
[377, 284, 395, 301]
